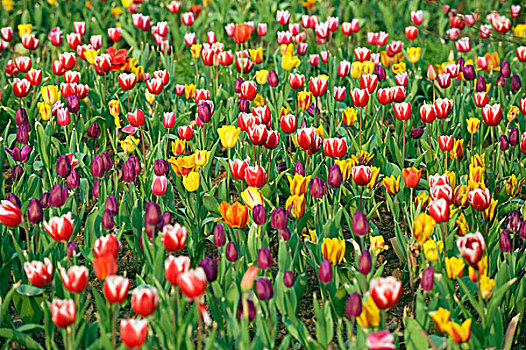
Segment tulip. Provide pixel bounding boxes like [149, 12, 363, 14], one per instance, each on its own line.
[352, 211, 370, 237]
[43, 212, 74, 242]
[283, 271, 294, 288]
[369, 277, 402, 309]
[327, 165, 343, 188]
[94, 234, 120, 259]
[161, 224, 187, 251]
[468, 188, 491, 211]
[151, 175, 168, 196]
[428, 199, 450, 223]
[359, 250, 372, 275]
[252, 205, 267, 225]
[237, 299, 256, 322]
[271, 207, 288, 230]
[217, 125, 241, 148]
[131, 286, 159, 316]
[402, 167, 421, 188]
[345, 292, 363, 318]
[481, 104, 503, 126]
[352, 165, 372, 186]
[421, 266, 434, 291]
[164, 255, 190, 285]
[49, 298, 76, 329]
[120, 319, 148, 349]
[27, 198, 43, 225]
[256, 278, 274, 300]
[257, 247, 272, 269]
[309, 177, 325, 199]
[226, 242, 239, 262]
[318, 259, 333, 283]
[103, 275, 130, 304]
[24, 258, 53, 288]
[500, 230, 512, 253]
[366, 331, 395, 350]
[457, 232, 486, 266]
[0, 199, 23, 227]
[101, 210, 115, 230]
[60, 265, 89, 293]
[199, 257, 218, 282]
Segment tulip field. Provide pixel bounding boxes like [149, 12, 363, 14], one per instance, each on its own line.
[1, 0, 526, 348]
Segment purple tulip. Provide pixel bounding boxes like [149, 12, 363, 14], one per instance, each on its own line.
[310, 176, 325, 199]
[499, 230, 512, 253]
[87, 122, 101, 138]
[294, 161, 305, 176]
[359, 250, 372, 275]
[199, 257, 218, 282]
[90, 155, 105, 178]
[213, 223, 226, 247]
[421, 266, 434, 291]
[102, 209, 115, 230]
[236, 299, 256, 321]
[268, 69, 279, 87]
[12, 165, 23, 182]
[345, 292, 362, 317]
[257, 247, 272, 269]
[154, 159, 169, 176]
[507, 211, 522, 232]
[252, 204, 267, 225]
[67, 168, 80, 189]
[328, 164, 342, 188]
[28, 198, 43, 225]
[15, 107, 28, 126]
[105, 195, 119, 215]
[49, 184, 67, 207]
[318, 259, 333, 284]
[56, 155, 72, 178]
[283, 270, 294, 288]
[511, 74, 521, 91]
[353, 211, 369, 236]
[256, 278, 274, 300]
[510, 128, 519, 146]
[226, 241, 238, 262]
[271, 207, 288, 229]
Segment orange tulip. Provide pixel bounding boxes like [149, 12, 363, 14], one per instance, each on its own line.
[402, 167, 421, 188]
[233, 24, 251, 44]
[217, 201, 249, 228]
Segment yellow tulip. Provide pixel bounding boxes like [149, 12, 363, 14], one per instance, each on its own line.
[392, 62, 406, 74]
[321, 238, 345, 265]
[445, 257, 465, 279]
[482, 198, 498, 222]
[370, 235, 389, 255]
[217, 125, 241, 149]
[302, 228, 316, 242]
[183, 171, 200, 192]
[171, 139, 186, 155]
[241, 187, 263, 209]
[109, 99, 120, 118]
[479, 274, 495, 299]
[255, 70, 269, 85]
[285, 194, 305, 220]
[38, 102, 51, 121]
[41, 85, 59, 105]
[145, 90, 155, 104]
[282, 53, 301, 71]
[185, 84, 196, 100]
[193, 150, 210, 167]
[2, 0, 13, 11]
[350, 61, 363, 79]
[191, 44, 202, 59]
[505, 174, 523, 197]
[249, 47, 263, 64]
[429, 307, 451, 333]
[407, 47, 421, 63]
[84, 49, 100, 65]
[297, 91, 313, 110]
[121, 0, 133, 7]
[342, 107, 358, 126]
[120, 136, 139, 153]
[288, 174, 311, 196]
[111, 7, 124, 18]
[413, 213, 436, 244]
[253, 94, 266, 107]
[423, 240, 443, 262]
[114, 116, 122, 129]
[454, 209, 470, 236]
[17, 24, 32, 37]
[466, 118, 480, 134]
[357, 297, 381, 329]
[382, 175, 400, 194]
[507, 106, 519, 122]
[446, 319, 472, 344]
[47, 0, 57, 4]
[449, 138, 464, 161]
[362, 61, 375, 74]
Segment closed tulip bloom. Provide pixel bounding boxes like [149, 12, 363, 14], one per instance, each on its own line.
[507, 211, 522, 232]
[393, 102, 412, 121]
[237, 299, 256, 321]
[257, 247, 272, 269]
[131, 286, 159, 316]
[43, 212, 74, 242]
[49, 183, 68, 207]
[509, 128, 520, 146]
[177, 267, 207, 299]
[93, 234, 120, 259]
[226, 242, 238, 262]
[318, 259, 333, 284]
[457, 232, 486, 266]
[402, 167, 421, 188]
[420, 266, 434, 291]
[87, 122, 101, 138]
[283, 271, 294, 288]
[252, 204, 267, 225]
[468, 188, 491, 211]
[17, 123, 29, 144]
[164, 255, 190, 286]
[24, 258, 53, 288]
[213, 223, 226, 247]
[499, 230, 512, 253]
[152, 175, 168, 196]
[90, 155, 105, 178]
[103, 275, 130, 304]
[161, 224, 187, 251]
[346, 292, 363, 318]
[481, 104, 503, 127]
[245, 165, 267, 188]
[352, 165, 372, 186]
[310, 177, 326, 199]
[217, 125, 241, 148]
[511, 74, 521, 91]
[27, 198, 43, 225]
[122, 160, 136, 183]
[328, 164, 343, 188]
[199, 257, 218, 282]
[500, 135, 509, 151]
[49, 298, 76, 329]
[120, 319, 148, 349]
[428, 199, 450, 223]
[359, 250, 372, 274]
[101, 210, 115, 230]
[353, 211, 370, 236]
[271, 207, 288, 229]
[0, 199, 23, 227]
[60, 265, 89, 293]
[268, 69, 278, 87]
[369, 277, 402, 309]
[256, 278, 274, 300]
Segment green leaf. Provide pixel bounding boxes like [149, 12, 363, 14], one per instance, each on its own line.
[0, 328, 44, 350]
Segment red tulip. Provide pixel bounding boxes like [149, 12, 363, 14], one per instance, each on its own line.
[78, 85, 89, 100]
[473, 92, 488, 108]
[517, 46, 526, 62]
[194, 89, 209, 104]
[395, 72, 408, 86]
[393, 102, 412, 121]
[437, 73, 451, 88]
[49, 298, 76, 328]
[245, 165, 267, 188]
[24, 258, 53, 288]
[411, 10, 423, 25]
[392, 86, 406, 102]
[177, 267, 207, 299]
[120, 319, 148, 349]
[60, 265, 89, 293]
[43, 212, 74, 242]
[94, 233, 120, 259]
[376, 88, 393, 105]
[52, 60, 66, 76]
[178, 125, 194, 140]
[184, 32, 196, 46]
[354, 47, 371, 62]
[264, 130, 280, 149]
[296, 127, 317, 149]
[66, 33, 82, 49]
[468, 188, 491, 211]
[240, 81, 257, 100]
[60, 82, 77, 98]
[288, 73, 305, 89]
[337, 60, 350, 77]
[369, 277, 402, 309]
[521, 132, 526, 155]
[229, 159, 249, 180]
[165, 255, 191, 286]
[59, 52, 76, 70]
[352, 165, 372, 186]
[146, 77, 163, 95]
[434, 98, 453, 119]
[108, 28, 122, 42]
[92, 255, 118, 280]
[457, 231, 486, 265]
[131, 286, 159, 316]
[405, 26, 418, 40]
[162, 112, 175, 129]
[0, 199, 23, 227]
[218, 50, 233, 66]
[308, 76, 328, 96]
[0, 27, 13, 41]
[233, 23, 251, 44]
[64, 71, 80, 83]
[359, 74, 378, 94]
[333, 86, 346, 101]
[152, 175, 167, 196]
[118, 73, 138, 90]
[428, 198, 450, 223]
[419, 104, 436, 123]
[248, 124, 268, 146]
[21, 34, 39, 50]
[323, 138, 348, 158]
[252, 106, 271, 124]
[280, 114, 297, 134]
[482, 104, 503, 127]
[438, 135, 454, 152]
[15, 56, 31, 73]
[162, 224, 187, 251]
[103, 275, 130, 304]
[181, 12, 195, 26]
[12, 78, 31, 98]
[94, 54, 111, 74]
[350, 88, 369, 107]
[127, 109, 145, 127]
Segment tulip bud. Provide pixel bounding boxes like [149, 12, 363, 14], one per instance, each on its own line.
[257, 247, 272, 269]
[294, 161, 305, 176]
[252, 205, 267, 225]
[199, 256, 218, 282]
[462, 65, 475, 80]
[352, 211, 369, 236]
[500, 230, 512, 253]
[501, 60, 510, 78]
[256, 278, 274, 300]
[56, 155, 72, 178]
[271, 207, 288, 229]
[507, 210, 522, 232]
[411, 126, 425, 139]
[283, 270, 294, 288]
[15, 107, 28, 126]
[420, 266, 434, 291]
[310, 176, 325, 199]
[374, 66, 386, 81]
[328, 164, 342, 188]
[66, 95, 80, 113]
[67, 241, 76, 258]
[476, 76, 486, 92]
[511, 74, 521, 91]
[234, 77, 243, 94]
[279, 227, 291, 241]
[67, 169, 80, 189]
[238, 97, 249, 112]
[359, 250, 372, 275]
[510, 128, 519, 146]
[122, 160, 136, 183]
[93, 180, 100, 198]
[236, 299, 256, 321]
[154, 159, 169, 176]
[496, 74, 506, 88]
[40, 192, 50, 209]
[17, 124, 29, 144]
[213, 223, 226, 247]
[28, 198, 43, 225]
[49, 184, 67, 207]
[268, 69, 279, 87]
[519, 221, 526, 239]
[500, 135, 509, 151]
[345, 292, 362, 318]
[105, 195, 119, 215]
[102, 209, 115, 230]
[198, 102, 211, 123]
[87, 122, 101, 138]
[12, 165, 23, 182]
[90, 155, 105, 178]
[318, 259, 333, 283]
[161, 212, 171, 228]
[101, 151, 113, 171]
[226, 241, 238, 261]
[144, 201, 161, 228]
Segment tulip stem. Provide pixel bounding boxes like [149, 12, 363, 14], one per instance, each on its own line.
[402, 121, 406, 167]
[196, 303, 203, 350]
[359, 107, 362, 148]
[127, 91, 130, 112]
[111, 304, 117, 348]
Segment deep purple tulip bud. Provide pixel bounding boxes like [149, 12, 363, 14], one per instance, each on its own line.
[345, 292, 362, 318]
[17, 124, 29, 144]
[283, 270, 294, 288]
[507, 210, 522, 232]
[421, 266, 434, 291]
[154, 159, 169, 176]
[501, 60, 510, 78]
[67, 168, 80, 189]
[12, 165, 23, 182]
[128, 156, 141, 175]
[328, 164, 342, 188]
[257, 247, 272, 269]
[87, 122, 101, 138]
[5, 193, 21, 208]
[226, 241, 238, 262]
[56, 155, 72, 178]
[252, 204, 267, 225]
[475, 76, 486, 92]
[40, 192, 50, 209]
[101, 151, 113, 171]
[510, 128, 519, 146]
[318, 259, 333, 283]
[499, 230, 512, 253]
[279, 227, 291, 241]
[27, 198, 43, 225]
[310, 176, 325, 199]
[496, 74, 506, 88]
[198, 102, 212, 123]
[238, 97, 249, 112]
[271, 207, 288, 229]
[456, 57, 465, 68]
[307, 103, 319, 117]
[49, 184, 67, 207]
[66, 95, 80, 113]
[122, 160, 136, 183]
[277, 161, 287, 174]
[374, 66, 386, 81]
[5, 147, 20, 162]
[411, 126, 425, 139]
[213, 223, 226, 247]
[105, 195, 118, 215]
[519, 221, 526, 239]
[145, 201, 161, 227]
[20, 145, 33, 162]
[161, 212, 171, 228]
[236, 299, 256, 321]
[234, 77, 244, 94]
[510, 74, 521, 91]
[294, 161, 305, 176]
[67, 241, 77, 258]
[15, 107, 28, 126]
[353, 211, 369, 236]
[102, 209, 115, 230]
[462, 65, 475, 81]
[199, 257, 218, 282]
[90, 155, 105, 178]
[256, 278, 274, 300]
[268, 69, 279, 87]
[93, 180, 100, 198]
[500, 135, 509, 151]
[359, 250, 372, 275]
